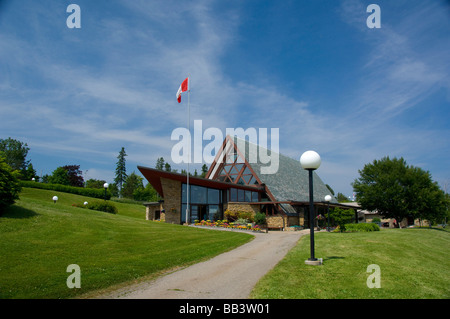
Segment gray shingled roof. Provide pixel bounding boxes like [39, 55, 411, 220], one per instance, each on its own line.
[232, 136, 338, 204]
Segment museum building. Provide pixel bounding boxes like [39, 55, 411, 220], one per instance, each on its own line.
[138, 135, 343, 230]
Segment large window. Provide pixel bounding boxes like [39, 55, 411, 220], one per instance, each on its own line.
[228, 187, 260, 203]
[181, 184, 223, 223]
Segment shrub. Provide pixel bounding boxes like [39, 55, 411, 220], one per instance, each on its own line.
[254, 212, 267, 226]
[344, 223, 380, 232]
[86, 201, 118, 214]
[224, 210, 254, 222]
[0, 157, 22, 214]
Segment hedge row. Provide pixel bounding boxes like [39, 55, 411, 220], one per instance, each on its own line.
[20, 181, 111, 200]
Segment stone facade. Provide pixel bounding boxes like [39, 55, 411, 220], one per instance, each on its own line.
[145, 203, 162, 220]
[159, 177, 182, 224]
[225, 202, 261, 215]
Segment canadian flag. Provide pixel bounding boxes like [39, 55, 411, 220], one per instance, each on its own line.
[176, 77, 189, 103]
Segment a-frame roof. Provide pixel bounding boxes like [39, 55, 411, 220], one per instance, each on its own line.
[207, 135, 338, 204]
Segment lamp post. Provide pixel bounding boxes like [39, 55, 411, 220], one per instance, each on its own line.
[300, 150, 322, 266]
[52, 196, 58, 204]
[325, 195, 332, 232]
[103, 183, 109, 201]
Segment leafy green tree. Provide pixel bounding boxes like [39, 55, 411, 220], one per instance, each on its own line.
[22, 163, 39, 181]
[133, 183, 159, 201]
[0, 157, 22, 214]
[114, 147, 127, 196]
[0, 137, 30, 172]
[85, 178, 107, 189]
[164, 162, 171, 172]
[122, 172, 144, 199]
[336, 192, 350, 202]
[352, 156, 447, 227]
[48, 167, 70, 185]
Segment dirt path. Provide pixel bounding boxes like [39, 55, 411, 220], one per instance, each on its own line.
[95, 228, 308, 299]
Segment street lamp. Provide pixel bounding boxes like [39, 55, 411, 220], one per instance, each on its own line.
[300, 150, 322, 266]
[325, 195, 332, 232]
[52, 196, 58, 204]
[103, 183, 109, 201]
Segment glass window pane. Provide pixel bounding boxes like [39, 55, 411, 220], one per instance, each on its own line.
[182, 184, 189, 204]
[208, 205, 220, 221]
[235, 163, 244, 173]
[245, 190, 252, 202]
[237, 177, 245, 185]
[242, 175, 252, 184]
[190, 206, 199, 222]
[191, 185, 207, 204]
[242, 166, 251, 175]
[230, 188, 237, 201]
[181, 204, 187, 223]
[208, 188, 220, 204]
[238, 189, 244, 201]
[252, 192, 259, 202]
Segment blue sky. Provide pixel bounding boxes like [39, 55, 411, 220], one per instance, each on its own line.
[1, 0, 449, 197]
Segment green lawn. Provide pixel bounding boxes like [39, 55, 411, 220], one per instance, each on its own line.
[250, 228, 450, 299]
[0, 188, 253, 299]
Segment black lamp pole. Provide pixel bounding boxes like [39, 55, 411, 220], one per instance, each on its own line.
[308, 169, 317, 261]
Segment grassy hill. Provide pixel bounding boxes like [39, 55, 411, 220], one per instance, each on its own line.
[0, 188, 253, 299]
[251, 227, 450, 299]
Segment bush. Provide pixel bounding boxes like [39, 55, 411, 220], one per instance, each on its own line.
[224, 210, 254, 222]
[20, 181, 111, 200]
[344, 223, 380, 232]
[254, 212, 267, 226]
[86, 201, 118, 214]
[0, 157, 22, 214]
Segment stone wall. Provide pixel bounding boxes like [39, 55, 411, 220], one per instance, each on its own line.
[226, 202, 261, 215]
[160, 177, 181, 224]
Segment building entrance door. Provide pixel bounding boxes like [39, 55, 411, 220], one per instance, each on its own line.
[190, 205, 208, 222]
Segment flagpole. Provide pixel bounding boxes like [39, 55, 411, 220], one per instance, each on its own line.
[186, 76, 190, 225]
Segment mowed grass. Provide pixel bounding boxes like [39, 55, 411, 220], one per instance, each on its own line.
[0, 188, 253, 299]
[250, 228, 450, 299]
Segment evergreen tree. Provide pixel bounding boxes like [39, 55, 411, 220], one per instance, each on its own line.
[155, 157, 165, 170]
[201, 164, 208, 178]
[114, 147, 127, 196]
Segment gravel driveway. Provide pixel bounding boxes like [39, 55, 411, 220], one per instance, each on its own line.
[95, 228, 308, 299]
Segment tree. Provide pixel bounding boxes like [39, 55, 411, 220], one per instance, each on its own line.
[156, 157, 165, 170]
[63, 165, 84, 187]
[336, 192, 349, 202]
[85, 178, 107, 189]
[0, 157, 21, 214]
[121, 172, 144, 199]
[329, 207, 354, 232]
[352, 156, 447, 227]
[48, 167, 70, 185]
[164, 162, 171, 172]
[114, 147, 127, 196]
[0, 137, 30, 172]
[133, 183, 159, 202]
[22, 163, 39, 182]
[201, 164, 208, 178]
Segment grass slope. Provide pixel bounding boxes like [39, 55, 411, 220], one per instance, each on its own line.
[0, 188, 253, 299]
[250, 228, 450, 299]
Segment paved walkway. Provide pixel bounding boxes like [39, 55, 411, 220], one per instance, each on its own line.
[95, 228, 309, 299]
